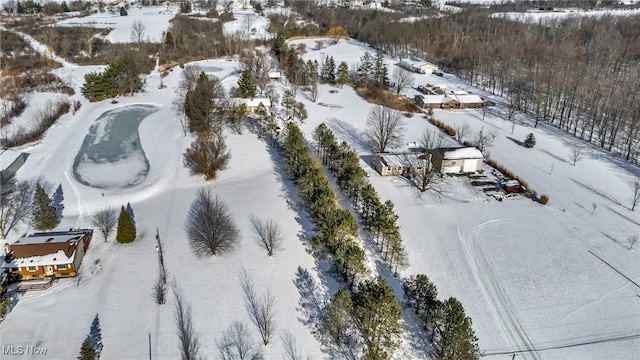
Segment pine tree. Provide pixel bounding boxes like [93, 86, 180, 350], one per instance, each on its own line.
[354, 277, 403, 360]
[337, 61, 349, 88]
[52, 184, 64, 223]
[373, 51, 389, 89]
[357, 53, 374, 85]
[78, 339, 98, 360]
[236, 69, 257, 98]
[325, 289, 355, 346]
[32, 183, 57, 231]
[116, 205, 136, 243]
[119, 6, 127, 15]
[125, 202, 136, 227]
[524, 132, 536, 148]
[403, 274, 439, 329]
[435, 297, 480, 360]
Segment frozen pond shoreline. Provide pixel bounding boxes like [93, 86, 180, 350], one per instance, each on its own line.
[73, 104, 159, 189]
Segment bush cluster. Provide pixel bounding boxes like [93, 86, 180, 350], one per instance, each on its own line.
[357, 86, 421, 113]
[430, 118, 456, 137]
[1, 100, 70, 147]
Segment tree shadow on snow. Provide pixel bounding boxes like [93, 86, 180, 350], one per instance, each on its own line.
[326, 117, 372, 153]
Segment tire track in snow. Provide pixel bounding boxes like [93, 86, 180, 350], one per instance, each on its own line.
[457, 219, 541, 360]
[65, 171, 90, 228]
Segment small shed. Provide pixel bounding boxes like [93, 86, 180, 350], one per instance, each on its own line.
[0, 149, 27, 182]
[431, 147, 484, 174]
[267, 71, 281, 81]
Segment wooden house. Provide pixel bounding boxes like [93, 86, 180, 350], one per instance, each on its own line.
[2, 229, 93, 282]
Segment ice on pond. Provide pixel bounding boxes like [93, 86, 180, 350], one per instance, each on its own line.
[73, 104, 159, 188]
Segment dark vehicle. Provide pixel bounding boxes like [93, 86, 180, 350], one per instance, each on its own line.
[434, 71, 444, 77]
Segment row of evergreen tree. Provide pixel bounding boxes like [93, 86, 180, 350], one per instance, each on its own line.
[312, 123, 408, 273]
[279, 122, 403, 359]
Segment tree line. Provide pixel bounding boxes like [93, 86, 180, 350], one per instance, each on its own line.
[279, 121, 404, 358]
[291, 2, 640, 164]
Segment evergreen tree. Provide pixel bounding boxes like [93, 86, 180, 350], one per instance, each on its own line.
[357, 52, 374, 85]
[78, 339, 98, 360]
[335, 239, 368, 289]
[236, 69, 257, 98]
[125, 202, 136, 228]
[61, 1, 69, 12]
[116, 205, 136, 243]
[86, 314, 103, 353]
[119, 6, 127, 15]
[353, 277, 403, 359]
[32, 183, 57, 231]
[524, 132, 536, 148]
[337, 61, 350, 88]
[435, 297, 480, 360]
[324, 289, 356, 347]
[403, 274, 439, 328]
[281, 90, 295, 119]
[179, 0, 191, 13]
[52, 184, 64, 223]
[373, 51, 389, 89]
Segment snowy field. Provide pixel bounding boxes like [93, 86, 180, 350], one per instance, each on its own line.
[54, 6, 177, 43]
[0, 9, 639, 360]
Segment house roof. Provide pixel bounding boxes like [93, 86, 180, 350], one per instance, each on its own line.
[441, 147, 484, 160]
[377, 153, 423, 167]
[456, 94, 484, 104]
[230, 98, 271, 108]
[0, 149, 23, 170]
[400, 56, 438, 70]
[2, 230, 92, 268]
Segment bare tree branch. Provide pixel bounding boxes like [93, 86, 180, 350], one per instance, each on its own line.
[240, 269, 277, 346]
[364, 105, 405, 153]
[90, 207, 118, 242]
[250, 215, 284, 256]
[173, 284, 201, 360]
[217, 321, 264, 360]
[184, 190, 240, 256]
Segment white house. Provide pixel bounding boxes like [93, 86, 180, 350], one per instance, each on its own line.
[400, 56, 439, 74]
[430, 147, 484, 174]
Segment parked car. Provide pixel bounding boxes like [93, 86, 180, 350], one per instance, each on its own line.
[434, 70, 444, 77]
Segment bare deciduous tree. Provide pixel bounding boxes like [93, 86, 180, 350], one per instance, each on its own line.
[243, 13, 258, 33]
[240, 269, 277, 346]
[474, 129, 497, 156]
[173, 284, 201, 360]
[184, 190, 240, 257]
[454, 122, 471, 142]
[568, 143, 584, 166]
[630, 177, 640, 211]
[401, 154, 441, 193]
[90, 207, 118, 242]
[217, 321, 264, 360]
[250, 216, 284, 256]
[130, 20, 146, 49]
[391, 67, 414, 95]
[364, 105, 405, 153]
[153, 272, 168, 305]
[0, 178, 34, 239]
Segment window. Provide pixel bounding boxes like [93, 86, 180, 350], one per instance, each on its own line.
[27, 266, 37, 271]
[31, 274, 40, 279]
[57, 264, 68, 270]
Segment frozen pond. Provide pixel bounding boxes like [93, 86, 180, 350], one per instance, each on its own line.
[73, 105, 159, 188]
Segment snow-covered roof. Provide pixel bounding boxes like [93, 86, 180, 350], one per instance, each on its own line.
[456, 94, 484, 103]
[400, 56, 438, 70]
[3, 249, 76, 268]
[0, 149, 23, 170]
[243, 98, 271, 108]
[12, 233, 84, 246]
[442, 147, 484, 159]
[377, 153, 423, 167]
[450, 90, 469, 95]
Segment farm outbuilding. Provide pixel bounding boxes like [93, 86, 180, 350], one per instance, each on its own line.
[431, 147, 484, 174]
[400, 56, 439, 74]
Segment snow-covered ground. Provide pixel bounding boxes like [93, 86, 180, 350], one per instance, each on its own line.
[492, 7, 640, 23]
[1, 11, 639, 360]
[53, 6, 177, 43]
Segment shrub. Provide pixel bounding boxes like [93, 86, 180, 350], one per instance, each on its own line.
[540, 194, 549, 205]
[524, 133, 536, 148]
